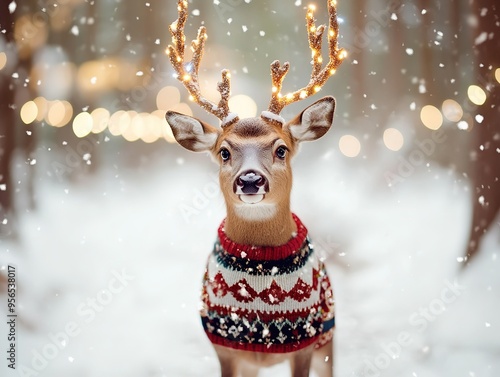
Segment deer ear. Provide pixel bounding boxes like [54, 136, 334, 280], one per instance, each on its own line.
[285, 96, 335, 143]
[166, 111, 220, 152]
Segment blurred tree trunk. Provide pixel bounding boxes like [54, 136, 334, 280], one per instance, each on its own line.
[0, 2, 15, 236]
[465, 0, 500, 264]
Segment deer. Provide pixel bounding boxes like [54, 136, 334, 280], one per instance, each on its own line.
[165, 1, 345, 376]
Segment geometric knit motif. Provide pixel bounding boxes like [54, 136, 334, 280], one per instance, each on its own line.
[200, 214, 335, 354]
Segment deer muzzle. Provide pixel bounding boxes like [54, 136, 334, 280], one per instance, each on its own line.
[234, 171, 269, 204]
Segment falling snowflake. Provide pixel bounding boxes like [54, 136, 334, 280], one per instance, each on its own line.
[478, 196, 485, 206]
[475, 32, 487, 45]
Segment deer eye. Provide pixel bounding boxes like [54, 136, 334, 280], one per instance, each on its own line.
[220, 148, 231, 162]
[275, 146, 287, 160]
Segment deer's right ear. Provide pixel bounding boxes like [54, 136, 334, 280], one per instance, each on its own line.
[166, 111, 220, 152]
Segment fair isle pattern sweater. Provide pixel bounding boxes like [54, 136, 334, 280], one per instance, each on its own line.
[200, 214, 335, 353]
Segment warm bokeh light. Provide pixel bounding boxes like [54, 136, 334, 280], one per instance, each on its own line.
[20, 101, 38, 124]
[77, 59, 119, 92]
[72, 112, 93, 138]
[339, 135, 361, 158]
[91, 108, 110, 134]
[496, 68, 500, 84]
[420, 105, 443, 130]
[383, 128, 404, 152]
[108, 110, 127, 136]
[0, 52, 6, 71]
[47, 100, 73, 127]
[228, 95, 257, 119]
[467, 85, 487, 106]
[30, 97, 244, 142]
[442, 99, 463, 122]
[14, 14, 49, 59]
[156, 86, 181, 110]
[142, 114, 164, 143]
[152, 109, 176, 143]
[49, 3, 73, 32]
[60, 101, 74, 128]
[170, 102, 193, 117]
[34, 96, 48, 122]
[122, 113, 142, 142]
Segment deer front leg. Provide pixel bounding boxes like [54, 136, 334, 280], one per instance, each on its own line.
[289, 345, 315, 377]
[312, 337, 334, 377]
[214, 345, 239, 377]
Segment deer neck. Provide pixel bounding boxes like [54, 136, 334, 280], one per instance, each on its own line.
[223, 201, 297, 247]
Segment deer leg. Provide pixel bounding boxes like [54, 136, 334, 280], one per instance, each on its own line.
[289, 345, 314, 377]
[214, 345, 239, 377]
[240, 363, 259, 377]
[312, 337, 334, 377]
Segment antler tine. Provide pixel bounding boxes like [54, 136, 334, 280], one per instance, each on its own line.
[167, 0, 239, 127]
[265, 0, 347, 120]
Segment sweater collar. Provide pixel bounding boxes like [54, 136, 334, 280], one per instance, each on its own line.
[217, 213, 308, 261]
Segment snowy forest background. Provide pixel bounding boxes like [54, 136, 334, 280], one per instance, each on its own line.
[1, 0, 499, 376]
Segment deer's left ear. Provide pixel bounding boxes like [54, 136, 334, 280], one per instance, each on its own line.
[285, 96, 335, 143]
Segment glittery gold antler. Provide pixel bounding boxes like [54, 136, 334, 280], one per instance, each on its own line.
[166, 0, 239, 127]
[265, 0, 347, 119]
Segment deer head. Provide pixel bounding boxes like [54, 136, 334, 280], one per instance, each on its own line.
[165, 0, 345, 246]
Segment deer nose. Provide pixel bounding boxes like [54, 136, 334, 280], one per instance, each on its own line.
[235, 171, 267, 195]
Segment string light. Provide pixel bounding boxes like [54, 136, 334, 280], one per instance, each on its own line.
[166, 0, 237, 126]
[167, 0, 344, 123]
[265, 0, 345, 116]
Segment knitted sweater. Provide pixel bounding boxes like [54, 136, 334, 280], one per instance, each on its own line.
[200, 214, 335, 354]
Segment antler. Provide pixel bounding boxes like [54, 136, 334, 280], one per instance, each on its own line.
[264, 0, 346, 121]
[166, 0, 239, 127]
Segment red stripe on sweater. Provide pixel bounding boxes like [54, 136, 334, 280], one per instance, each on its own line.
[217, 213, 308, 261]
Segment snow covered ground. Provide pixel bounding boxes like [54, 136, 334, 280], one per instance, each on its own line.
[1, 141, 499, 377]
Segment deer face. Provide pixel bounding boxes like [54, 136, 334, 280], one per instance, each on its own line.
[166, 96, 335, 221]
